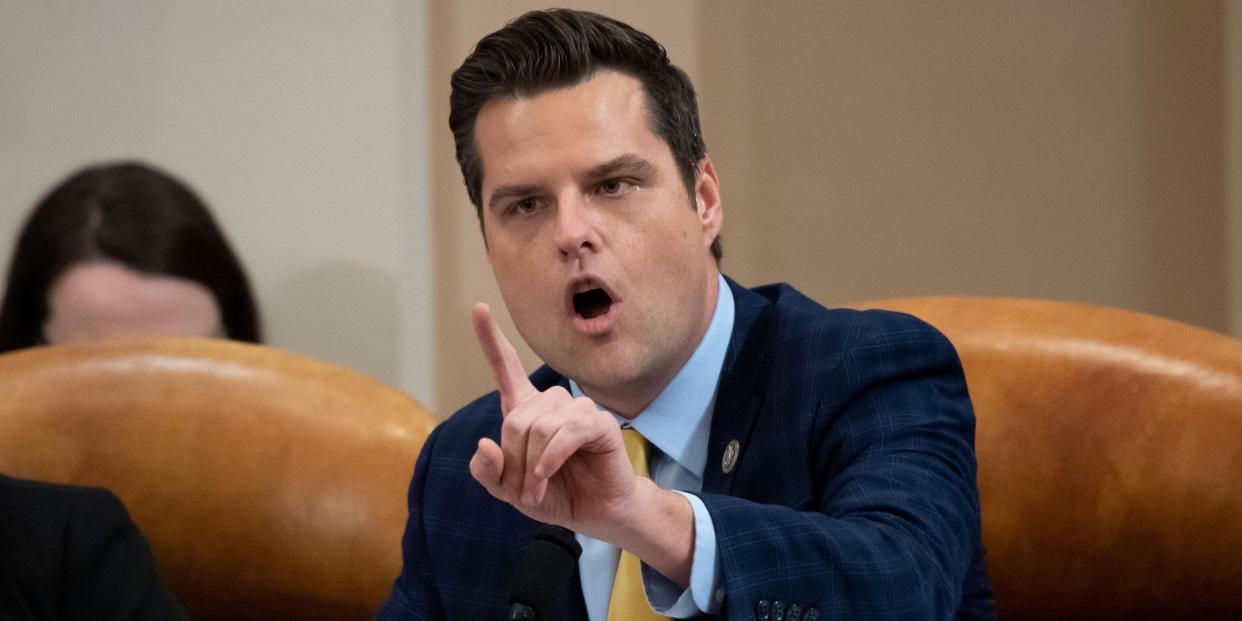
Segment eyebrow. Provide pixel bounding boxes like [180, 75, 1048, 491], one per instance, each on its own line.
[487, 183, 542, 213]
[485, 154, 658, 212]
[586, 153, 656, 181]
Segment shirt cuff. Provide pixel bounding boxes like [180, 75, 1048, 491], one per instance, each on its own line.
[641, 491, 723, 617]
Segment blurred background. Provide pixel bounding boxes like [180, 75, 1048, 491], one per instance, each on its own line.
[2, 0, 1239, 415]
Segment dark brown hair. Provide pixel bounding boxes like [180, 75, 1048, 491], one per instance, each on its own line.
[449, 8, 721, 261]
[0, 161, 261, 351]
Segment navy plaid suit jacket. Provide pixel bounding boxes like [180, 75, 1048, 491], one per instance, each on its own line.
[376, 278, 995, 620]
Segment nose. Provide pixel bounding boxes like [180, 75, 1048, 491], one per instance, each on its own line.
[553, 200, 594, 259]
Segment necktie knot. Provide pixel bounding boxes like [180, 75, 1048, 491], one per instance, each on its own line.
[620, 428, 650, 477]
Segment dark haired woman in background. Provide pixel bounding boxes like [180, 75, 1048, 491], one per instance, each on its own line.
[0, 161, 258, 617]
[0, 160, 260, 352]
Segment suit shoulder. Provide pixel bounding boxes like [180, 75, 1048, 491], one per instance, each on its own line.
[427, 391, 501, 456]
[0, 477, 134, 579]
[749, 282, 952, 349]
[0, 475, 122, 521]
[434, 365, 566, 439]
[0, 477, 137, 545]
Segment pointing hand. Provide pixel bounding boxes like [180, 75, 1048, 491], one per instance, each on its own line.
[468, 304, 636, 534]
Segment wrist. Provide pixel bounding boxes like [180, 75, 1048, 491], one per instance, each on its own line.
[610, 477, 695, 587]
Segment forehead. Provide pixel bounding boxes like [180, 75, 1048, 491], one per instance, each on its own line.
[473, 71, 671, 186]
[47, 262, 221, 329]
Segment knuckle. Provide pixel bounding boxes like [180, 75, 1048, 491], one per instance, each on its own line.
[529, 416, 558, 441]
[502, 408, 533, 431]
[562, 409, 589, 432]
[572, 397, 604, 419]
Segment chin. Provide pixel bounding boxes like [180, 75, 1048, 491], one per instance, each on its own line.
[551, 352, 643, 392]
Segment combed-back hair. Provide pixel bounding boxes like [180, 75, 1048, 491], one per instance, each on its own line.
[449, 8, 721, 261]
[0, 161, 261, 351]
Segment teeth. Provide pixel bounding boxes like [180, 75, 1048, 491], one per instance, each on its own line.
[576, 281, 595, 294]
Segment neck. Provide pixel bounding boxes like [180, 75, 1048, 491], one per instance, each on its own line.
[580, 376, 670, 420]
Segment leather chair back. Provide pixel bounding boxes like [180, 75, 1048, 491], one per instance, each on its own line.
[852, 297, 1242, 619]
[0, 337, 436, 620]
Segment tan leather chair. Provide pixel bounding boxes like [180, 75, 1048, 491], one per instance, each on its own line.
[0, 337, 436, 620]
[852, 297, 1242, 619]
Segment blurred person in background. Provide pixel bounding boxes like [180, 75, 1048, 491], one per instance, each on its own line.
[0, 473, 188, 619]
[0, 160, 257, 619]
[0, 160, 261, 353]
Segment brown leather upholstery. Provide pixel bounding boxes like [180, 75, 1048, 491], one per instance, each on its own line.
[851, 297, 1242, 619]
[0, 337, 436, 620]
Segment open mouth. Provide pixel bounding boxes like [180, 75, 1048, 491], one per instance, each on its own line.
[572, 286, 613, 319]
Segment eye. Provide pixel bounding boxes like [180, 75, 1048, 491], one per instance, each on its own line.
[509, 198, 540, 216]
[598, 178, 636, 197]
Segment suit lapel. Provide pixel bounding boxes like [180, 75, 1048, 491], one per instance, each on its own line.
[702, 278, 773, 494]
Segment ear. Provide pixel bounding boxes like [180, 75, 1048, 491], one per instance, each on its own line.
[693, 157, 723, 249]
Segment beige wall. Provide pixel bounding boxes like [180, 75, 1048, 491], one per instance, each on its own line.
[2, 3, 1236, 417]
[431, 0, 1238, 415]
[1231, 0, 1242, 336]
[701, 0, 1227, 326]
[0, 2, 437, 405]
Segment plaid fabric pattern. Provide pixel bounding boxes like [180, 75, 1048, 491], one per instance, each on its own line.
[375, 278, 994, 621]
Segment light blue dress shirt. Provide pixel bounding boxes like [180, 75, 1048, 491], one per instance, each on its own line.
[569, 273, 734, 620]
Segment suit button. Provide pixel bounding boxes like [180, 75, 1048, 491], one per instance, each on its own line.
[755, 599, 770, 620]
[772, 600, 786, 621]
[787, 604, 802, 621]
[804, 608, 820, 621]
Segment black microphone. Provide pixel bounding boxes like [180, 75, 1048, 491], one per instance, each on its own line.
[506, 524, 582, 620]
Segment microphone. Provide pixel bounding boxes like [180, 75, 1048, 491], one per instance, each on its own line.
[506, 524, 582, 620]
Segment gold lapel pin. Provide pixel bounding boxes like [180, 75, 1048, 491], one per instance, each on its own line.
[721, 439, 740, 474]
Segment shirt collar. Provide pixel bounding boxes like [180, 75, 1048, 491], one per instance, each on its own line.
[570, 274, 734, 478]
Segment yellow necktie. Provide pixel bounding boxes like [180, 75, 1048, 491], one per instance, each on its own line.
[607, 428, 670, 621]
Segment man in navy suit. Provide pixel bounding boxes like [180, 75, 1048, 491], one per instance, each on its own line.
[378, 9, 993, 620]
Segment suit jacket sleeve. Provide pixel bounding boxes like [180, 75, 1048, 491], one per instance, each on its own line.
[700, 312, 985, 620]
[60, 488, 187, 621]
[375, 425, 448, 621]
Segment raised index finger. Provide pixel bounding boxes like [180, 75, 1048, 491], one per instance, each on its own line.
[472, 303, 538, 414]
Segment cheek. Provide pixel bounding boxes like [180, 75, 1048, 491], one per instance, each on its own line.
[646, 215, 700, 258]
[490, 262, 548, 314]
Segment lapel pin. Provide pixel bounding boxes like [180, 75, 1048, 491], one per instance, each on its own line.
[721, 439, 740, 474]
